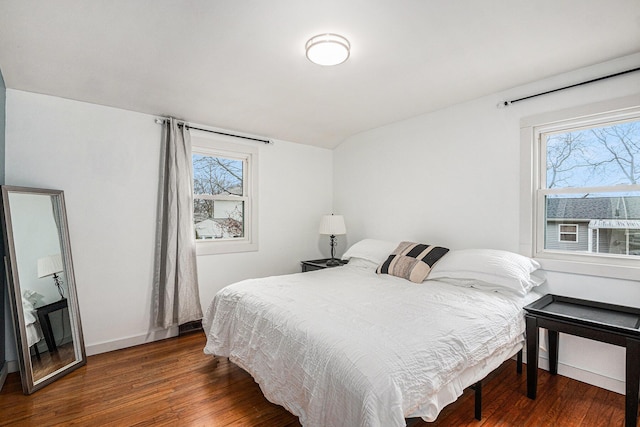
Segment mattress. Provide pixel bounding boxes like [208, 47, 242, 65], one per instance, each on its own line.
[203, 265, 541, 427]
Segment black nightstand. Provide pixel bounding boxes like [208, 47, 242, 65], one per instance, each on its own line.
[524, 294, 640, 427]
[301, 258, 348, 272]
[36, 298, 68, 353]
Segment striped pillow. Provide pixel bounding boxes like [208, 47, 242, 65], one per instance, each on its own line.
[376, 241, 449, 283]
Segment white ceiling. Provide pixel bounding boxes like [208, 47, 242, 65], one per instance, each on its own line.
[1, 0, 639, 148]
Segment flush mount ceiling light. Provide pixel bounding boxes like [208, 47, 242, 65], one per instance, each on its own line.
[305, 33, 350, 66]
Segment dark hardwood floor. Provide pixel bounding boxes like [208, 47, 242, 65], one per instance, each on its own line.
[31, 342, 76, 381]
[0, 332, 630, 426]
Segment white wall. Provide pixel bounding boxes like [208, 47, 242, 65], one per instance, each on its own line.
[196, 135, 335, 311]
[334, 54, 640, 394]
[4, 89, 332, 359]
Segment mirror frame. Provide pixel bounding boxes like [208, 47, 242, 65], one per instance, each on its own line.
[0, 185, 86, 394]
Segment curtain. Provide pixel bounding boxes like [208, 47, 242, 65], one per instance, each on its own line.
[50, 195, 63, 257]
[49, 195, 67, 294]
[153, 118, 202, 329]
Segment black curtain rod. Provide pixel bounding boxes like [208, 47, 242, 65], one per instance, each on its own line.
[157, 118, 272, 144]
[499, 66, 640, 107]
[179, 124, 272, 144]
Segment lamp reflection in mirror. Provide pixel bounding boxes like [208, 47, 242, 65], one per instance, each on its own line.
[37, 254, 64, 299]
[319, 214, 346, 266]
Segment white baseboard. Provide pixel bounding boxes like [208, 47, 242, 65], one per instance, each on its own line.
[538, 356, 625, 395]
[6, 359, 18, 374]
[85, 326, 179, 356]
[521, 351, 625, 395]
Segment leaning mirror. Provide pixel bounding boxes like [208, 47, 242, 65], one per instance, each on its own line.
[1, 186, 86, 394]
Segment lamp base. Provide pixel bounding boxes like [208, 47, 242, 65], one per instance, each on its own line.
[326, 258, 340, 267]
[53, 273, 65, 300]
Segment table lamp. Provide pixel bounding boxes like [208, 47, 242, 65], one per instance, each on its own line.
[319, 214, 346, 266]
[37, 254, 65, 299]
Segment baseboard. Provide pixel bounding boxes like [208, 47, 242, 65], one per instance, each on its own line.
[539, 356, 624, 395]
[6, 359, 18, 374]
[85, 326, 179, 356]
[520, 350, 625, 395]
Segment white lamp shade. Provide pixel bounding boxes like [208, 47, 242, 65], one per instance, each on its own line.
[305, 33, 350, 66]
[37, 253, 63, 278]
[319, 214, 346, 235]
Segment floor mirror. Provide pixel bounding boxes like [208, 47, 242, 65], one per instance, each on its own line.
[0, 186, 86, 394]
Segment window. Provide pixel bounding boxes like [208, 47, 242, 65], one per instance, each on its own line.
[193, 153, 246, 240]
[191, 133, 258, 255]
[559, 224, 578, 242]
[521, 97, 640, 280]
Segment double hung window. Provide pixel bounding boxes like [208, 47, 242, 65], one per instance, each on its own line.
[522, 99, 640, 279]
[191, 134, 258, 254]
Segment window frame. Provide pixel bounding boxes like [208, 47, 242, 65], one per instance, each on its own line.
[191, 132, 258, 255]
[520, 95, 640, 281]
[558, 224, 579, 243]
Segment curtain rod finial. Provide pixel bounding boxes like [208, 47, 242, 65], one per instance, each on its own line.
[496, 101, 511, 109]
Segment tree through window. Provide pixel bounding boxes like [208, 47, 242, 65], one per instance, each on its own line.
[192, 153, 247, 240]
[541, 118, 640, 257]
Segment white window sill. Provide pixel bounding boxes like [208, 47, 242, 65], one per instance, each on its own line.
[536, 254, 640, 281]
[196, 239, 258, 256]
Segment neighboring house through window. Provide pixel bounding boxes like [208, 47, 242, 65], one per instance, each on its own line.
[191, 132, 258, 255]
[520, 97, 640, 280]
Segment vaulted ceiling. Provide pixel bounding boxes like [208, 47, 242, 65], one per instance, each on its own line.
[0, 0, 638, 148]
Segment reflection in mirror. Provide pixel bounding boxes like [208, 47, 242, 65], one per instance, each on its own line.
[1, 186, 85, 394]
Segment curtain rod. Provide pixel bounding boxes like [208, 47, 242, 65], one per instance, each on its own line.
[498, 66, 640, 108]
[155, 118, 272, 144]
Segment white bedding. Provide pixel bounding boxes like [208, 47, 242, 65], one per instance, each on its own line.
[22, 296, 43, 347]
[203, 265, 541, 427]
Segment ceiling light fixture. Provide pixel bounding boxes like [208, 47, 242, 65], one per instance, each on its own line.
[305, 33, 350, 66]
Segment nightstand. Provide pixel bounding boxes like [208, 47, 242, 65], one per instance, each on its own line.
[301, 258, 348, 272]
[36, 298, 68, 353]
[524, 294, 640, 427]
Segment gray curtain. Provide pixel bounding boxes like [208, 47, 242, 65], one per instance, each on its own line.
[153, 118, 202, 329]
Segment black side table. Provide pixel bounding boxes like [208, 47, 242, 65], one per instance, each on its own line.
[524, 294, 640, 427]
[36, 298, 68, 353]
[301, 258, 348, 272]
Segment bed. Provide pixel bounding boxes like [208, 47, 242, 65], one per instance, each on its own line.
[203, 240, 544, 427]
[22, 289, 44, 350]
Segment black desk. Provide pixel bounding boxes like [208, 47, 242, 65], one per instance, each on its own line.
[524, 294, 640, 427]
[36, 298, 68, 353]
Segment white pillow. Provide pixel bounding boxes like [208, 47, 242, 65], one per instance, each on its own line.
[427, 249, 543, 296]
[434, 275, 545, 294]
[344, 257, 380, 270]
[342, 239, 399, 265]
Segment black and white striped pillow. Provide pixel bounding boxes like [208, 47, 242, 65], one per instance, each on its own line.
[376, 241, 449, 283]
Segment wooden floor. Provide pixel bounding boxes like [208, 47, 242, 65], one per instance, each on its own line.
[31, 342, 77, 382]
[0, 332, 630, 426]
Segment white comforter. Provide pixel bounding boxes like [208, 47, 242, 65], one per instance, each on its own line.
[203, 265, 538, 427]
